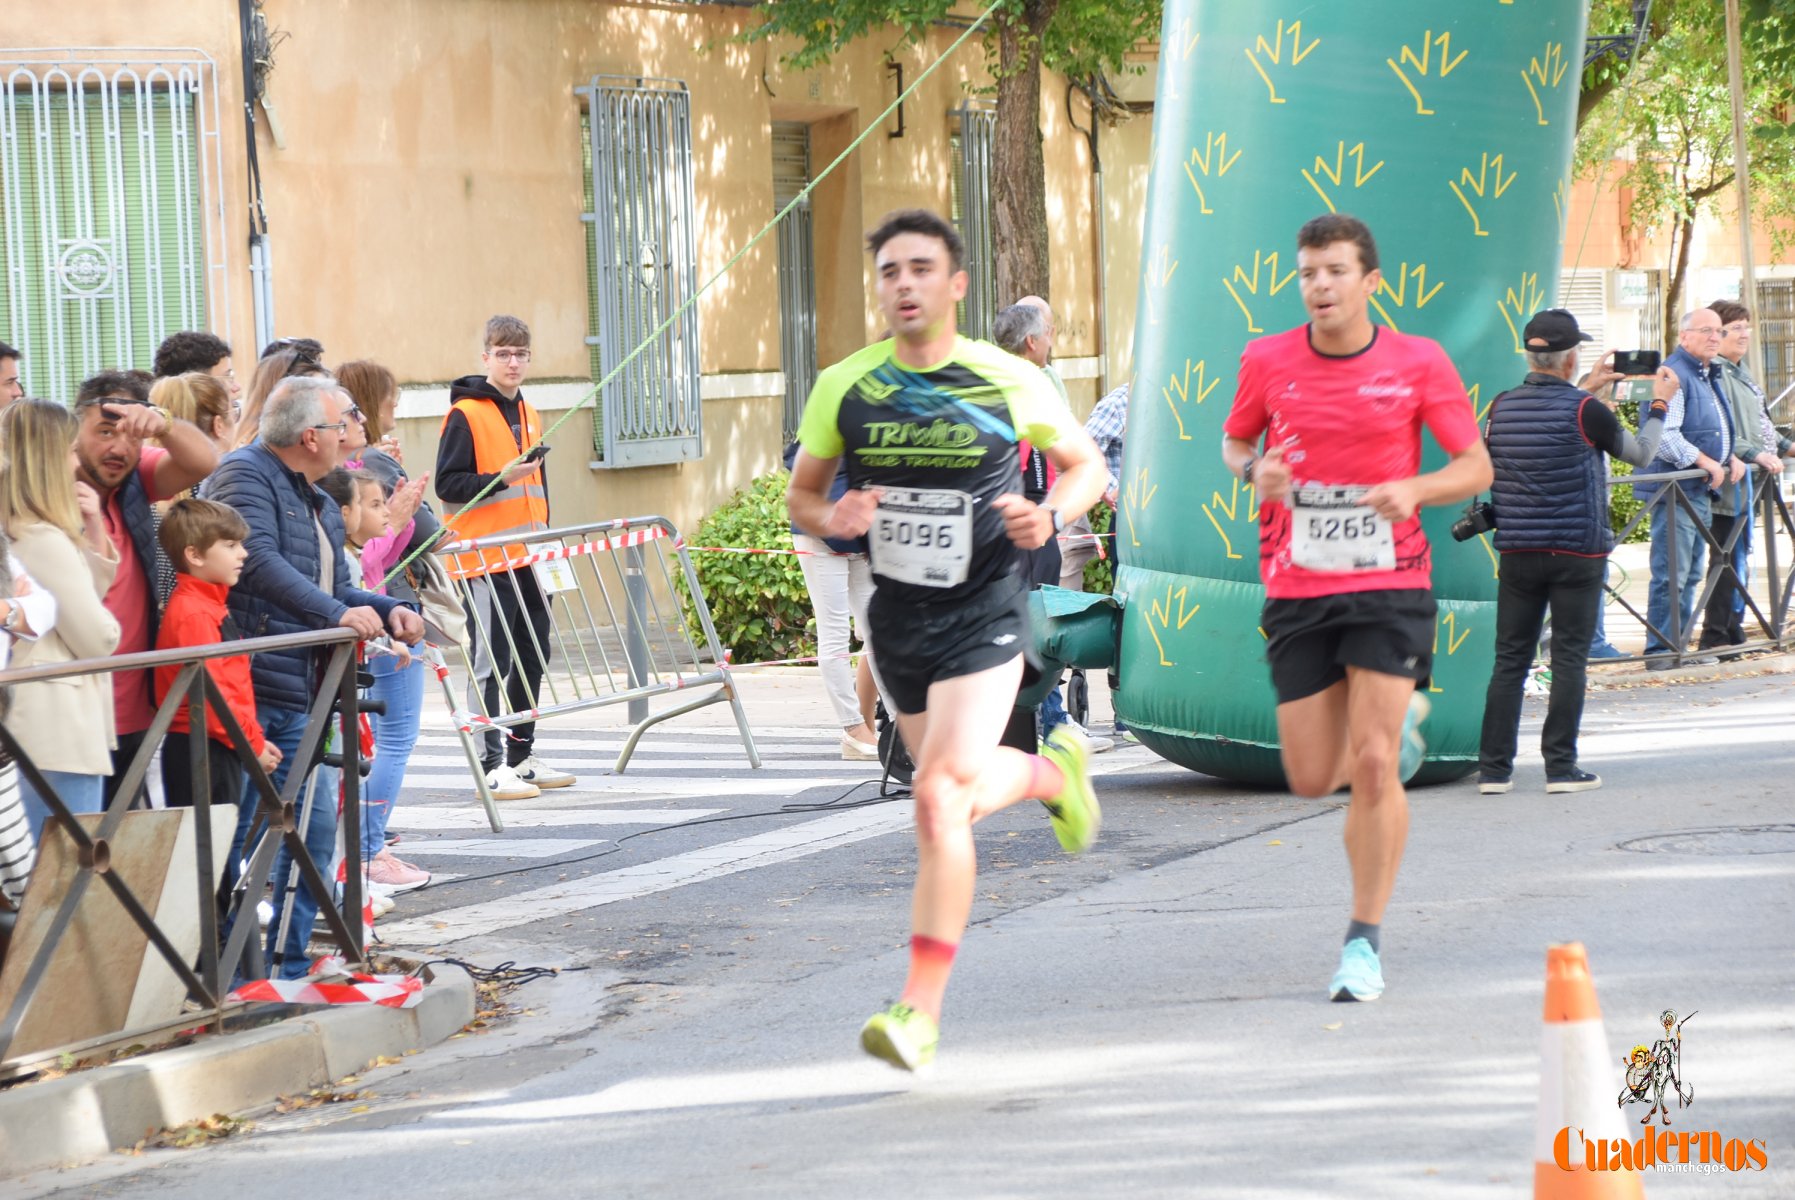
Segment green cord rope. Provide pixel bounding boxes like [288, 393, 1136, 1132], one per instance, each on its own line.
[379, 1, 1003, 590]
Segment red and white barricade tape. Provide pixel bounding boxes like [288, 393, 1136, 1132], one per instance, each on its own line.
[229, 964, 427, 1009]
[442, 525, 671, 578]
[675, 530, 1112, 561]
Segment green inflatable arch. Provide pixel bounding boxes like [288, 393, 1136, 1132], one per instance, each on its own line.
[1111, 0, 1590, 784]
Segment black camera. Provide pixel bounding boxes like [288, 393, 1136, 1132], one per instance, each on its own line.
[1451, 501, 1496, 542]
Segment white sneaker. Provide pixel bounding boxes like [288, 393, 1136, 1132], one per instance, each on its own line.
[514, 756, 575, 789]
[1064, 719, 1115, 754]
[841, 732, 880, 761]
[485, 763, 541, 801]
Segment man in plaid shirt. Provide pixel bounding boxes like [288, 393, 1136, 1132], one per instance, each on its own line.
[1086, 381, 1129, 504]
[1083, 380, 1130, 738]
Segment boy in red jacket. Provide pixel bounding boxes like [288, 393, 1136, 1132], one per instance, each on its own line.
[156, 498, 281, 809]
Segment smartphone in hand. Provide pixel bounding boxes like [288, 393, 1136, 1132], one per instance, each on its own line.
[1612, 350, 1663, 376]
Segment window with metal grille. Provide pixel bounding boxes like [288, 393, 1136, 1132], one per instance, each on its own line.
[0, 54, 225, 405]
[949, 100, 996, 342]
[772, 121, 816, 445]
[578, 75, 701, 467]
[1757, 279, 1795, 424]
[1556, 269, 1607, 351]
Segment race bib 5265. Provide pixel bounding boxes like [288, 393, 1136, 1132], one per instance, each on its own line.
[1287, 483, 1395, 573]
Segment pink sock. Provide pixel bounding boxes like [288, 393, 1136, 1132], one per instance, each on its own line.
[900, 934, 959, 1020]
[1028, 753, 1065, 800]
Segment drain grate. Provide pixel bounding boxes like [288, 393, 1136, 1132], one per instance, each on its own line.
[1616, 824, 1795, 855]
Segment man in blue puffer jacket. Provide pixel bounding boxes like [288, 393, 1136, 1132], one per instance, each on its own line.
[1636, 309, 1740, 668]
[206, 375, 424, 978]
[1478, 309, 1676, 797]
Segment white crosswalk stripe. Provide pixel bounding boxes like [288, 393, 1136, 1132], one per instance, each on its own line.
[376, 714, 1156, 945]
[390, 807, 724, 831]
[376, 804, 914, 946]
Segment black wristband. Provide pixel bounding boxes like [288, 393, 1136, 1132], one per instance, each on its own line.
[1242, 456, 1258, 485]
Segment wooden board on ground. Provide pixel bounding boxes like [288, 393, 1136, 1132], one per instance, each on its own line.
[125, 804, 236, 1029]
[0, 811, 185, 1058]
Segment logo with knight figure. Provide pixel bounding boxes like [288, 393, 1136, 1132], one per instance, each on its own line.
[1618, 1008, 1695, 1126]
[1557, 1006, 1770, 1175]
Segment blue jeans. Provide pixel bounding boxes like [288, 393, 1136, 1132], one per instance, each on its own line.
[1040, 686, 1069, 735]
[229, 705, 340, 980]
[1588, 562, 1616, 652]
[363, 654, 424, 861]
[19, 770, 105, 843]
[1645, 487, 1711, 655]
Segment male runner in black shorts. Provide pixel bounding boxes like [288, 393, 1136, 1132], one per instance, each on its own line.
[1220, 213, 1492, 1002]
[788, 209, 1106, 1070]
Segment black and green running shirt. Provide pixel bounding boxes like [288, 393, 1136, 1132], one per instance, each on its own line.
[797, 336, 1065, 605]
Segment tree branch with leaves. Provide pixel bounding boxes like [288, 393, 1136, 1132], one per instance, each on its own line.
[740, 0, 1159, 306]
[1577, 0, 1795, 350]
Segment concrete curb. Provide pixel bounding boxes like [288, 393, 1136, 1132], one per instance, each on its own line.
[0, 964, 476, 1178]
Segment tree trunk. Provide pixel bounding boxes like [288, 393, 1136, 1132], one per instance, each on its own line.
[991, 1, 1055, 305]
[1663, 210, 1697, 356]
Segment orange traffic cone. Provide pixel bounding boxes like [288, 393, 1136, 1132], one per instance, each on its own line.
[1533, 943, 1644, 1198]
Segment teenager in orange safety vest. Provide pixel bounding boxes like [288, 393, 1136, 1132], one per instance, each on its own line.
[433, 314, 576, 800]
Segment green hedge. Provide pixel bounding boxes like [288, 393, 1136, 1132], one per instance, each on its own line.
[679, 470, 815, 666]
[1609, 396, 1649, 545]
[681, 476, 1121, 664]
[1081, 502, 1116, 595]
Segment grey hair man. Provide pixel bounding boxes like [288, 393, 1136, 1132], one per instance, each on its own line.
[993, 302, 1053, 370]
[1639, 309, 1741, 666]
[1478, 309, 1679, 795]
[204, 372, 423, 980]
[993, 298, 1110, 749]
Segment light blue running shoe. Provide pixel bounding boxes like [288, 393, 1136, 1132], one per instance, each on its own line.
[1330, 937, 1385, 1002]
[1397, 691, 1431, 784]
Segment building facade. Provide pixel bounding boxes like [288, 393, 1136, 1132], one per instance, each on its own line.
[0, 1, 1156, 536]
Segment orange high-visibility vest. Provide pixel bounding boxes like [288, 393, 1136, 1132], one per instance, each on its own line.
[440, 396, 549, 578]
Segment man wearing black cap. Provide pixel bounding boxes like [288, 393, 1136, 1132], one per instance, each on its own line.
[1477, 309, 1679, 795]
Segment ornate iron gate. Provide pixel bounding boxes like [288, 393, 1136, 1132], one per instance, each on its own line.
[772, 121, 816, 444]
[579, 75, 702, 468]
[0, 51, 227, 404]
[949, 100, 997, 342]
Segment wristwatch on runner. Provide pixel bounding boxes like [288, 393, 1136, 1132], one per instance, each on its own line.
[1241, 455, 1258, 485]
[1045, 505, 1065, 534]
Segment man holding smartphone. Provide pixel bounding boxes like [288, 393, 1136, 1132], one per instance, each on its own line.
[435, 315, 574, 800]
[1477, 310, 1677, 794]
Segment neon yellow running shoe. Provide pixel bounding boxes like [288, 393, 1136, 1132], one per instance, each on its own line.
[1039, 726, 1102, 854]
[860, 1002, 938, 1071]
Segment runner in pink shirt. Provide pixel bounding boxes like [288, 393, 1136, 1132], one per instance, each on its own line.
[1221, 214, 1491, 1004]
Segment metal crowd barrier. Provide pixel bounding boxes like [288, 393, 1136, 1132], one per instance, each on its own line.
[1598, 467, 1794, 664]
[0, 629, 365, 1070]
[433, 515, 761, 832]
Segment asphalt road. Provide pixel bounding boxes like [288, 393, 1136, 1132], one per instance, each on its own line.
[12, 672, 1795, 1199]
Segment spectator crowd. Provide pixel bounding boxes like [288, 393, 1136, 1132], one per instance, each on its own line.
[0, 319, 559, 980]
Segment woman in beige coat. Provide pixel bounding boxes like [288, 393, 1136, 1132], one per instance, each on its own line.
[0, 399, 122, 841]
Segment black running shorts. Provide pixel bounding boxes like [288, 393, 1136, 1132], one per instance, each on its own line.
[868, 572, 1031, 716]
[1261, 588, 1436, 705]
